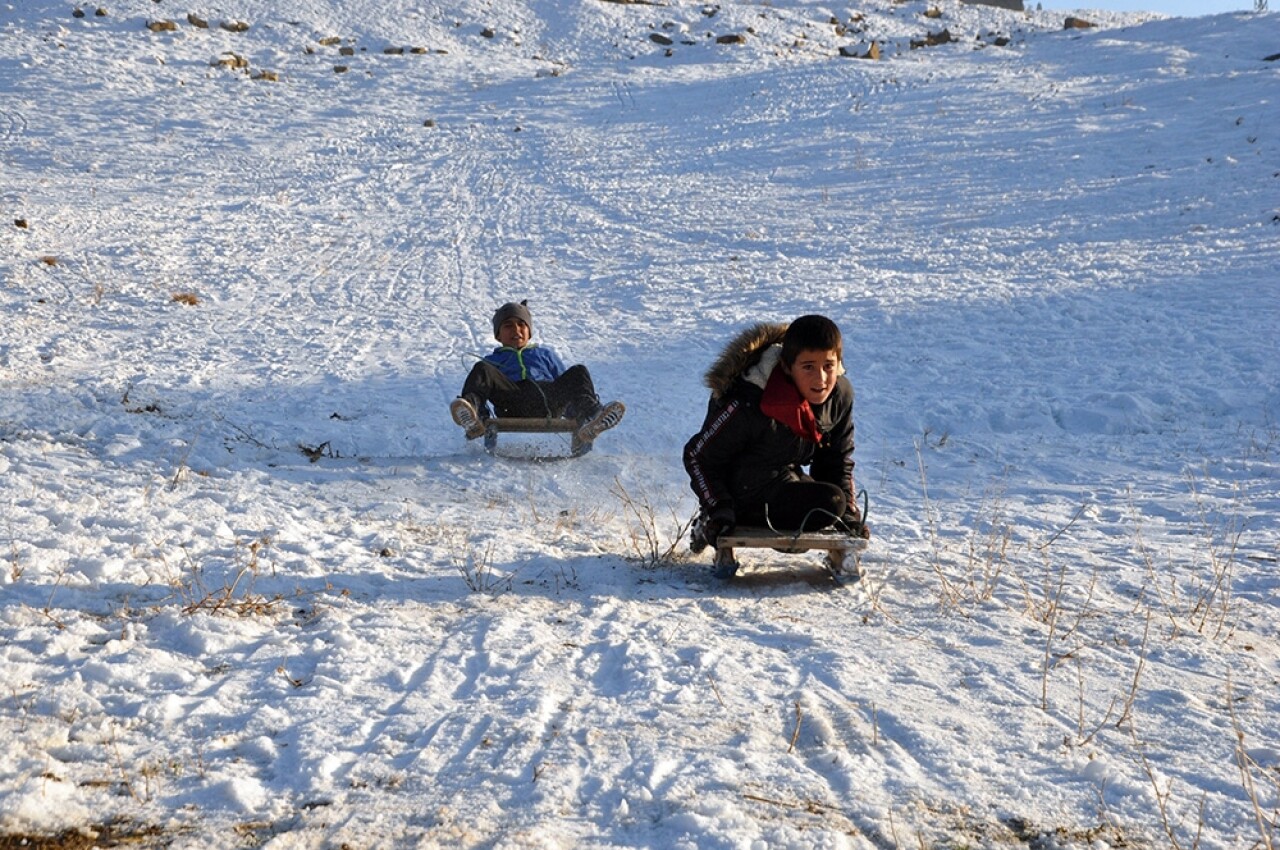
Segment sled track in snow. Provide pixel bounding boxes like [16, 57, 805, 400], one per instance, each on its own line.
[0, 107, 28, 144]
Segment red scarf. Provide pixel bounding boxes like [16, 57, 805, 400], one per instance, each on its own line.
[760, 366, 821, 443]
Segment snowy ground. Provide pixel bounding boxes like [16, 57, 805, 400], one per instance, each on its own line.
[2, 0, 1278, 847]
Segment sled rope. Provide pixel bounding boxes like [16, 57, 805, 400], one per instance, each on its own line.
[761, 488, 868, 542]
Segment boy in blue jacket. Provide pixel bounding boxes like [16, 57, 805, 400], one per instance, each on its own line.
[451, 300, 624, 448]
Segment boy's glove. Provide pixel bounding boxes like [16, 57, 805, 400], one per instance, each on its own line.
[840, 509, 870, 539]
[704, 505, 736, 548]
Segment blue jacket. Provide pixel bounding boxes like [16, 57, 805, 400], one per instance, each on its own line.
[484, 345, 566, 383]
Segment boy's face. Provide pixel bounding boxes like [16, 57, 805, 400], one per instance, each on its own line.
[784, 348, 841, 406]
[496, 317, 531, 349]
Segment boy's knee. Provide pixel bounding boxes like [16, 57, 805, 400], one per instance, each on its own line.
[821, 483, 847, 515]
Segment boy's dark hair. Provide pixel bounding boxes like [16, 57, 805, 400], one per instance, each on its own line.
[780, 315, 842, 366]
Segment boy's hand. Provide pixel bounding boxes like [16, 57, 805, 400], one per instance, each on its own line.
[841, 510, 870, 539]
[704, 506, 736, 547]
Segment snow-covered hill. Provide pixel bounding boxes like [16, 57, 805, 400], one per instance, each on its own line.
[2, 0, 1277, 847]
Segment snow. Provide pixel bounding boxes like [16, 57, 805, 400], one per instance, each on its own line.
[1, 0, 1278, 846]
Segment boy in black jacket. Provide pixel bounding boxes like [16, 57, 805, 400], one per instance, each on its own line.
[683, 315, 867, 574]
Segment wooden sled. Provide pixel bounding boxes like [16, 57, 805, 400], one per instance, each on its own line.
[482, 417, 591, 459]
[714, 526, 868, 581]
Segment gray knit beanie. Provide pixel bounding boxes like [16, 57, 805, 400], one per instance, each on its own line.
[492, 300, 533, 338]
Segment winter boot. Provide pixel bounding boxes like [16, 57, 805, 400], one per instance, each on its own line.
[689, 511, 710, 554]
[712, 546, 738, 580]
[824, 549, 863, 581]
[576, 400, 625, 443]
[573, 400, 625, 452]
[450, 398, 486, 440]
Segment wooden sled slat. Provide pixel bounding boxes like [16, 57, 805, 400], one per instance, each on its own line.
[483, 417, 587, 460]
[718, 527, 868, 553]
[710, 525, 868, 581]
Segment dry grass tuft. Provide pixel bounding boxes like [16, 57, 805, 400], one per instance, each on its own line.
[0, 821, 166, 849]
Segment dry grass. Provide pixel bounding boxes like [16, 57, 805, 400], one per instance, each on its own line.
[610, 478, 692, 567]
[0, 822, 167, 849]
[169, 537, 285, 617]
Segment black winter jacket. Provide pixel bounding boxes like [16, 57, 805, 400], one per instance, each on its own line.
[683, 324, 855, 520]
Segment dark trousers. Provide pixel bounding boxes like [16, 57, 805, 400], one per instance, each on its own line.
[461, 362, 600, 422]
[741, 477, 846, 532]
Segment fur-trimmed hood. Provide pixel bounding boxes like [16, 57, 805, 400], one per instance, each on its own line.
[703, 321, 848, 402]
[703, 323, 788, 402]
